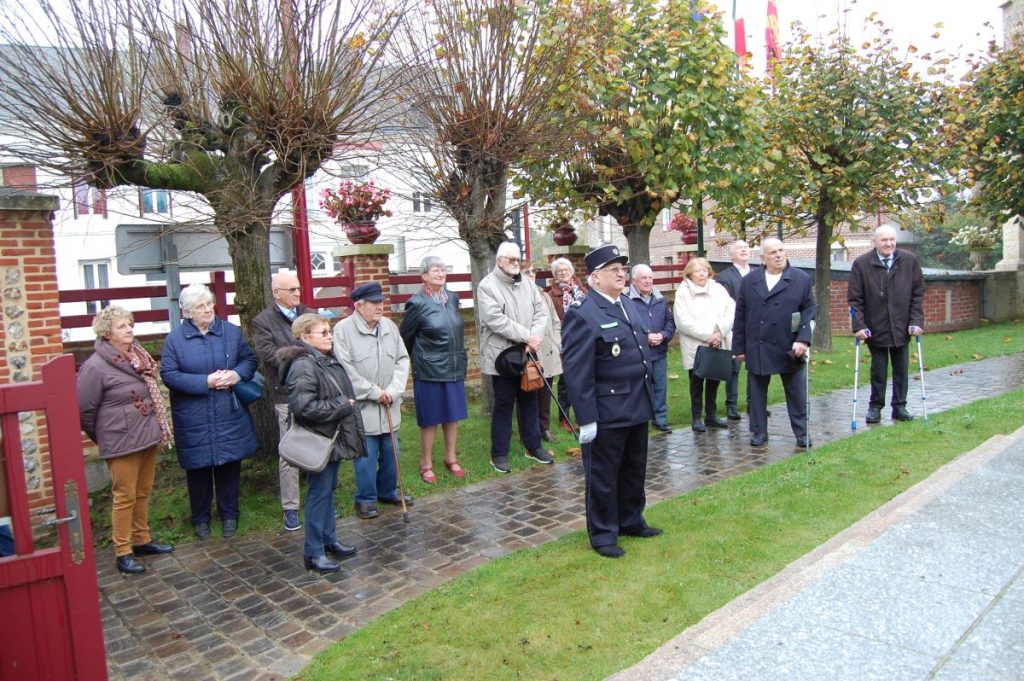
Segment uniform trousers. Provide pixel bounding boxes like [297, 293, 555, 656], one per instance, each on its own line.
[582, 421, 649, 548]
[748, 368, 807, 440]
[868, 343, 910, 409]
[491, 374, 543, 457]
[275, 403, 301, 511]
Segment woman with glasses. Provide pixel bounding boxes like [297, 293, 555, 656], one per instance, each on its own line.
[544, 257, 587, 432]
[673, 257, 735, 432]
[399, 256, 468, 483]
[278, 313, 363, 573]
[160, 283, 258, 539]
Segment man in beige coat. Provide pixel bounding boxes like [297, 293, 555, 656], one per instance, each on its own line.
[477, 242, 551, 473]
[334, 282, 412, 519]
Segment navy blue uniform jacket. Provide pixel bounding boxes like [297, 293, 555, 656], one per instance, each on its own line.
[562, 292, 654, 428]
[733, 265, 817, 376]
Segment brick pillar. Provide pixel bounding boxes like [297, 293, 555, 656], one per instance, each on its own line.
[333, 243, 395, 317]
[0, 191, 64, 512]
[543, 243, 590, 279]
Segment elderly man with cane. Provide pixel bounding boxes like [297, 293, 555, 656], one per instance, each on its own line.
[848, 225, 924, 423]
[334, 282, 414, 520]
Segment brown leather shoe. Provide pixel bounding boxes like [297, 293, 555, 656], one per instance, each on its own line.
[354, 502, 379, 519]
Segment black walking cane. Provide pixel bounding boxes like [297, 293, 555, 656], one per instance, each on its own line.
[383, 405, 409, 523]
[526, 351, 577, 439]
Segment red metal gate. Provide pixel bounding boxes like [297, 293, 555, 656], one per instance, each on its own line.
[0, 355, 106, 680]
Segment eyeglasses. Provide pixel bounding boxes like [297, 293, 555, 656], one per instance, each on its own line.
[501, 256, 522, 264]
[191, 303, 214, 312]
[305, 329, 332, 338]
[274, 287, 302, 293]
[599, 266, 627, 275]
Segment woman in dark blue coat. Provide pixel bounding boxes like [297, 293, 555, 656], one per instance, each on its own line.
[160, 283, 258, 539]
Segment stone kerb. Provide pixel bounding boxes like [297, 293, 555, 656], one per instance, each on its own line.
[0, 191, 65, 514]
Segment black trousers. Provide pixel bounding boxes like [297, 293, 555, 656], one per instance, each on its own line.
[582, 421, 649, 548]
[868, 343, 910, 410]
[556, 375, 573, 424]
[748, 369, 807, 440]
[688, 370, 721, 419]
[725, 357, 741, 410]
[493, 374, 542, 458]
[185, 460, 242, 526]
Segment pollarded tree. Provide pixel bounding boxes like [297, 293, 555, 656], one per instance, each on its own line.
[718, 18, 956, 350]
[0, 0, 404, 334]
[960, 42, 1024, 224]
[389, 0, 614, 288]
[522, 0, 766, 264]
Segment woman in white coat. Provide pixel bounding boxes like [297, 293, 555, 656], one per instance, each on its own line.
[673, 257, 735, 432]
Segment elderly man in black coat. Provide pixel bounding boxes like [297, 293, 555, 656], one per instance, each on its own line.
[733, 238, 817, 448]
[562, 245, 660, 559]
[848, 225, 924, 423]
[716, 239, 759, 420]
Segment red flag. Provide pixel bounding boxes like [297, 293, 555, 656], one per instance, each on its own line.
[766, 0, 781, 68]
[735, 17, 748, 66]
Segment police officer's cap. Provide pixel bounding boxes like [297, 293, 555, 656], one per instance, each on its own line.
[584, 245, 628, 274]
[351, 282, 385, 303]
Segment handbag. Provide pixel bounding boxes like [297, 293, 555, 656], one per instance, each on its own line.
[520, 353, 545, 392]
[693, 345, 733, 382]
[279, 421, 338, 473]
[278, 365, 346, 473]
[233, 371, 264, 407]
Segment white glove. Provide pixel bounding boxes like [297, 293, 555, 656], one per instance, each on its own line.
[579, 422, 597, 444]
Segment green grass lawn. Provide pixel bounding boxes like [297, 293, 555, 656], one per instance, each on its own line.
[297, 388, 1024, 681]
[88, 320, 1024, 546]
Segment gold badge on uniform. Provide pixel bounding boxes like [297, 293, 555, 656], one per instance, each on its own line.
[611, 342, 621, 357]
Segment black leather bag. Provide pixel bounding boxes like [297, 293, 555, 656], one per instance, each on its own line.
[233, 371, 265, 407]
[693, 346, 733, 382]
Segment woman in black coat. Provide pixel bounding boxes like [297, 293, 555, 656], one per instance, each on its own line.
[278, 313, 367, 574]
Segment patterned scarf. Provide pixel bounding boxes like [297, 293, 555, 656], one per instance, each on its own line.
[423, 283, 448, 305]
[559, 279, 585, 310]
[96, 340, 173, 446]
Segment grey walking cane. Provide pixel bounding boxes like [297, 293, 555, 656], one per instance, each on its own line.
[383, 405, 409, 523]
[916, 335, 929, 423]
[805, 320, 815, 451]
[851, 308, 861, 430]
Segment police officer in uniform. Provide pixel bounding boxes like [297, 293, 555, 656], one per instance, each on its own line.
[562, 245, 661, 558]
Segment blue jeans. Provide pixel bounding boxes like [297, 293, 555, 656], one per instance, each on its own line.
[303, 459, 339, 557]
[353, 434, 399, 504]
[651, 355, 669, 427]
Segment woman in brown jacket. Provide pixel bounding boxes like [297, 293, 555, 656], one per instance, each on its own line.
[78, 306, 174, 574]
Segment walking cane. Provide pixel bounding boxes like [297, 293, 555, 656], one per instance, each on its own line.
[804, 320, 815, 451]
[851, 308, 860, 431]
[916, 335, 929, 424]
[527, 351, 577, 440]
[383, 405, 409, 523]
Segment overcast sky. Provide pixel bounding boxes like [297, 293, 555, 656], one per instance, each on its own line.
[717, 0, 1005, 73]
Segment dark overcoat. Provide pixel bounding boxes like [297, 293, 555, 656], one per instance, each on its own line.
[251, 302, 310, 404]
[160, 317, 258, 470]
[716, 263, 761, 301]
[562, 292, 654, 428]
[847, 249, 924, 348]
[732, 265, 816, 376]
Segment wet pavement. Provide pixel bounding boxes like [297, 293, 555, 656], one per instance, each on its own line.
[99, 354, 1024, 680]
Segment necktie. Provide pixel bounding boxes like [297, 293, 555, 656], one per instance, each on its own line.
[883, 257, 891, 270]
[614, 300, 629, 322]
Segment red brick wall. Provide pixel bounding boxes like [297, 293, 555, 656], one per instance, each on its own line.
[828, 278, 982, 335]
[1, 165, 38, 192]
[0, 193, 64, 516]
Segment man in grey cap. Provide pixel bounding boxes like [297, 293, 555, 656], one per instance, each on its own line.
[562, 245, 660, 558]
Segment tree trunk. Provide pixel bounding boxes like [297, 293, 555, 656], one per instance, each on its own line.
[623, 223, 652, 265]
[812, 213, 834, 352]
[224, 219, 278, 457]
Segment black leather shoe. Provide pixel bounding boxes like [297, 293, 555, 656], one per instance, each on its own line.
[750, 434, 768, 447]
[355, 502, 379, 519]
[594, 544, 625, 558]
[892, 408, 915, 422]
[622, 526, 663, 538]
[304, 555, 341, 574]
[222, 519, 238, 538]
[652, 423, 672, 433]
[324, 541, 357, 559]
[194, 523, 211, 540]
[133, 542, 174, 555]
[378, 496, 414, 507]
[705, 417, 728, 429]
[116, 554, 146, 574]
[727, 406, 741, 420]
[796, 436, 812, 448]
[866, 407, 882, 423]
[691, 419, 707, 433]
